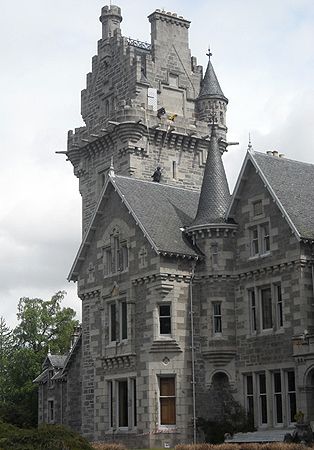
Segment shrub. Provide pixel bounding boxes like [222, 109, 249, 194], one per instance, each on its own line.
[175, 444, 312, 450]
[0, 422, 92, 450]
[91, 444, 127, 450]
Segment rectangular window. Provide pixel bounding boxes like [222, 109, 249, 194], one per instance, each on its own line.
[104, 248, 112, 276]
[246, 374, 254, 422]
[253, 200, 263, 216]
[108, 381, 113, 428]
[160, 377, 176, 425]
[132, 379, 137, 427]
[112, 236, 119, 273]
[159, 305, 171, 335]
[213, 302, 222, 334]
[249, 223, 271, 257]
[287, 371, 296, 423]
[120, 301, 128, 340]
[258, 373, 267, 425]
[249, 290, 257, 332]
[48, 400, 54, 423]
[110, 303, 117, 342]
[276, 285, 283, 328]
[118, 380, 128, 427]
[119, 243, 129, 271]
[273, 372, 283, 424]
[211, 243, 218, 266]
[261, 223, 270, 253]
[261, 288, 272, 330]
[251, 226, 259, 256]
[172, 161, 177, 179]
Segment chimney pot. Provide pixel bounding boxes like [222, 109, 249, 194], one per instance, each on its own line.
[273, 150, 279, 157]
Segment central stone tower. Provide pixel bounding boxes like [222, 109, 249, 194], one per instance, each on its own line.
[65, 5, 229, 234]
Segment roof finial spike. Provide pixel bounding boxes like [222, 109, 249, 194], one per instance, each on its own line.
[206, 45, 212, 60]
[47, 345, 51, 356]
[248, 133, 253, 150]
[109, 156, 115, 177]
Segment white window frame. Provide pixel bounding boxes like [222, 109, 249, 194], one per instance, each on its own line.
[212, 302, 222, 335]
[159, 304, 172, 337]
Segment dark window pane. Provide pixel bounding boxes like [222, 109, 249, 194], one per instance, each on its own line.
[160, 305, 170, 316]
[118, 381, 128, 427]
[247, 375, 253, 395]
[133, 379, 137, 427]
[121, 302, 127, 340]
[261, 396, 267, 424]
[274, 372, 281, 392]
[259, 374, 266, 393]
[288, 371, 295, 391]
[275, 394, 283, 423]
[261, 288, 272, 329]
[111, 304, 116, 341]
[289, 393, 296, 422]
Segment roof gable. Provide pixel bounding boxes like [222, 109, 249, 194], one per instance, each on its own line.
[69, 175, 201, 281]
[228, 150, 314, 241]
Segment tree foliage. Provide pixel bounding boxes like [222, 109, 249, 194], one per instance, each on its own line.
[0, 291, 78, 428]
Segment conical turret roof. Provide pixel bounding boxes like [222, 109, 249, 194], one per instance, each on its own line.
[189, 126, 230, 228]
[198, 54, 228, 102]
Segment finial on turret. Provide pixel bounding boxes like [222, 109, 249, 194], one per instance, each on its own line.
[248, 133, 253, 150]
[48, 345, 51, 356]
[206, 46, 212, 59]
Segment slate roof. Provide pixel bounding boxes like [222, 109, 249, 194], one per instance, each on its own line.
[228, 150, 314, 241]
[251, 151, 314, 240]
[189, 126, 230, 228]
[69, 176, 202, 280]
[44, 354, 67, 369]
[111, 175, 200, 256]
[198, 58, 228, 101]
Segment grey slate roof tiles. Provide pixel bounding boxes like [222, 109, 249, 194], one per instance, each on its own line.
[251, 151, 314, 240]
[198, 59, 227, 101]
[111, 175, 201, 257]
[190, 128, 230, 227]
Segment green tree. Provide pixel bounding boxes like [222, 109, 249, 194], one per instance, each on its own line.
[0, 316, 14, 402]
[14, 290, 78, 354]
[0, 291, 78, 427]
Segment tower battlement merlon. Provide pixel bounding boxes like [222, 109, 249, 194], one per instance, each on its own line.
[148, 9, 191, 29]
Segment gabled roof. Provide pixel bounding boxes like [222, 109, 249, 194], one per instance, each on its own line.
[69, 175, 201, 281]
[198, 58, 228, 102]
[228, 150, 314, 241]
[42, 354, 67, 370]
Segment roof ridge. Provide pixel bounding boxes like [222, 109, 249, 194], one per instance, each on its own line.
[113, 175, 200, 193]
[253, 151, 314, 167]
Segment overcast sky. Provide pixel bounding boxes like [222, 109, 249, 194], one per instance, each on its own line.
[1, 0, 314, 327]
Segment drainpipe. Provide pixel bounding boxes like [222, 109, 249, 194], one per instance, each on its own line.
[311, 243, 314, 306]
[189, 260, 196, 444]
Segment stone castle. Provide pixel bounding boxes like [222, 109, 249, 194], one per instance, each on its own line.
[34, 4, 314, 447]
